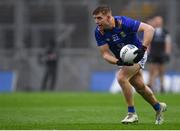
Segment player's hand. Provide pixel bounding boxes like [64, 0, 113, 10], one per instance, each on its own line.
[133, 45, 147, 63]
[116, 58, 133, 66]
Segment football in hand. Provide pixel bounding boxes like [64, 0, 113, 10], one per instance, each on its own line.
[120, 44, 138, 64]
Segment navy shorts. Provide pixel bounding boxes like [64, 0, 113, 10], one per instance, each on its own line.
[147, 55, 168, 64]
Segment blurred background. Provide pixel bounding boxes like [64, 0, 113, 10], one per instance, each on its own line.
[0, 0, 179, 92]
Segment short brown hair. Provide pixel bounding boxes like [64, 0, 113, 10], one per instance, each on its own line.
[92, 5, 112, 15]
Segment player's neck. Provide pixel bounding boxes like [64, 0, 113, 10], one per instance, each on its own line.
[109, 16, 115, 28]
[109, 16, 115, 29]
[104, 16, 115, 30]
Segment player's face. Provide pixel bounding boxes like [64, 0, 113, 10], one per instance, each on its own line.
[93, 13, 110, 29]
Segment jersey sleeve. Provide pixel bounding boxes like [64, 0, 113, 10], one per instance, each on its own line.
[121, 16, 141, 33]
[94, 29, 106, 46]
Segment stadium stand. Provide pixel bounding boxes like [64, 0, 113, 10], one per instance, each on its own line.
[0, 0, 179, 91]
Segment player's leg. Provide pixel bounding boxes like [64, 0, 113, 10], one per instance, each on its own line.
[117, 64, 140, 124]
[117, 64, 140, 107]
[130, 70, 158, 105]
[148, 63, 158, 92]
[49, 68, 57, 91]
[129, 70, 167, 124]
[41, 69, 49, 91]
[158, 64, 165, 93]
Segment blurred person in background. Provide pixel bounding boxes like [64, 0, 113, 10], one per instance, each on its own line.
[92, 5, 166, 125]
[147, 16, 172, 93]
[40, 39, 59, 91]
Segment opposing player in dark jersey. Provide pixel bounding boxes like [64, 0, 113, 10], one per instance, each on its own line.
[93, 5, 167, 124]
[147, 16, 172, 93]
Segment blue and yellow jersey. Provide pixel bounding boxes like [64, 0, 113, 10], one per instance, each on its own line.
[94, 16, 142, 59]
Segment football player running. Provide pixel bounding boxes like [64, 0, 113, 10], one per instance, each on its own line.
[92, 5, 167, 124]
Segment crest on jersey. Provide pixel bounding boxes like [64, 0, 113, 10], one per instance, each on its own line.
[120, 32, 126, 37]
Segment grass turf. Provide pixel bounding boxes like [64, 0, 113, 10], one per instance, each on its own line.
[0, 92, 179, 130]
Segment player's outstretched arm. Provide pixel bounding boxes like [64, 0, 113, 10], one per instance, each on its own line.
[133, 23, 155, 63]
[138, 22, 155, 48]
[99, 44, 133, 66]
[99, 44, 119, 65]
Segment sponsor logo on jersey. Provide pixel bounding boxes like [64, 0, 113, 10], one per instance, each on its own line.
[112, 34, 120, 41]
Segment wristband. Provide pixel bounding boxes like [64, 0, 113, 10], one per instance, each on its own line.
[142, 45, 147, 51]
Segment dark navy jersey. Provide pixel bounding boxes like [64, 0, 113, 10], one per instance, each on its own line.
[149, 28, 169, 57]
[94, 16, 141, 59]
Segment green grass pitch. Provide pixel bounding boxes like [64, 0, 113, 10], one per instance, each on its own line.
[0, 92, 179, 130]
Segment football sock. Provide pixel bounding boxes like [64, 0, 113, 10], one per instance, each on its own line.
[128, 106, 135, 113]
[153, 103, 160, 111]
